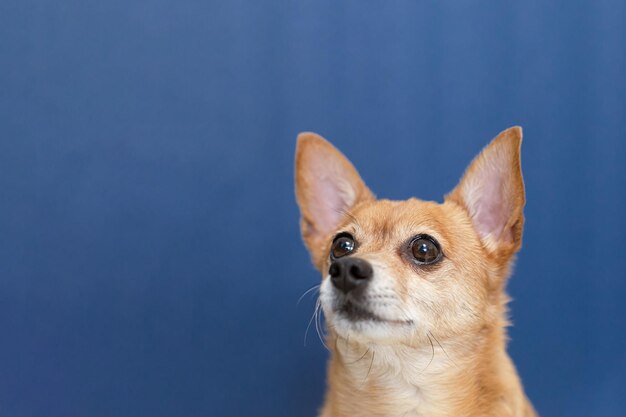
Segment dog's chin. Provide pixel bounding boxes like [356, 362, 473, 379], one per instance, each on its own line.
[327, 302, 415, 343]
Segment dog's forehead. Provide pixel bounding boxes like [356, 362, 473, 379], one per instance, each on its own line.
[346, 198, 455, 245]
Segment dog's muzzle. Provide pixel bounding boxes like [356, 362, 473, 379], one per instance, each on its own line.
[328, 257, 373, 295]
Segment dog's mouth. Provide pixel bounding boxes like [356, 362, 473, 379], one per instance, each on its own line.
[336, 301, 413, 326]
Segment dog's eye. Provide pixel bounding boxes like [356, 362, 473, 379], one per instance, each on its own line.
[410, 235, 441, 264]
[331, 234, 355, 259]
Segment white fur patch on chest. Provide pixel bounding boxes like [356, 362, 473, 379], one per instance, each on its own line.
[336, 343, 458, 417]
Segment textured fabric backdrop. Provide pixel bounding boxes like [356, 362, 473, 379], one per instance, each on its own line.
[1, 1, 625, 416]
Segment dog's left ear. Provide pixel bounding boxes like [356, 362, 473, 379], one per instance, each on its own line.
[446, 127, 525, 255]
[295, 132, 374, 268]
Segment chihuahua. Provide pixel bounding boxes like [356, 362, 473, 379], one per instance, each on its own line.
[294, 127, 537, 417]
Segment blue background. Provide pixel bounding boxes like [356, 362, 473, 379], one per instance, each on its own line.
[1, 0, 625, 416]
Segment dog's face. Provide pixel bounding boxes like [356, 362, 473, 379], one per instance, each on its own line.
[317, 199, 491, 345]
[295, 128, 525, 346]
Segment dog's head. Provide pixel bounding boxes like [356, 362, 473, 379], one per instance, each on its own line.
[295, 128, 525, 346]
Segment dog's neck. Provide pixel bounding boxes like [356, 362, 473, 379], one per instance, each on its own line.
[322, 324, 528, 417]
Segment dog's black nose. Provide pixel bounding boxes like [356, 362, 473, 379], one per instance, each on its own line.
[329, 257, 373, 294]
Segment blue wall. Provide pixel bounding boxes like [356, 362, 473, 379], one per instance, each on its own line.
[1, 1, 625, 416]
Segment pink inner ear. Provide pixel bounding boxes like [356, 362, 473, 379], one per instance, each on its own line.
[303, 147, 360, 235]
[473, 169, 507, 240]
[461, 147, 517, 242]
[307, 173, 356, 235]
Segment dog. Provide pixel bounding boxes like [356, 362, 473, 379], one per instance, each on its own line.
[294, 127, 537, 417]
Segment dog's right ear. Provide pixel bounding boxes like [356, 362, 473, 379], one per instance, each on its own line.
[295, 133, 374, 267]
[446, 127, 525, 257]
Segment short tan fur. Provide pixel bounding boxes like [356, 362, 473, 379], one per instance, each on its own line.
[295, 127, 537, 417]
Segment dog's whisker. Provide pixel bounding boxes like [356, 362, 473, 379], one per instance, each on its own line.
[417, 332, 436, 376]
[396, 289, 441, 319]
[346, 347, 370, 365]
[359, 349, 376, 388]
[335, 208, 361, 229]
[429, 330, 459, 369]
[315, 299, 329, 350]
[297, 284, 321, 306]
[304, 298, 320, 346]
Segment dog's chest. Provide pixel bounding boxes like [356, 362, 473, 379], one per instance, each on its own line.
[332, 345, 451, 417]
[360, 375, 428, 417]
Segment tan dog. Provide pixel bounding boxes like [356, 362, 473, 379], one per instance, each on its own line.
[295, 127, 537, 417]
